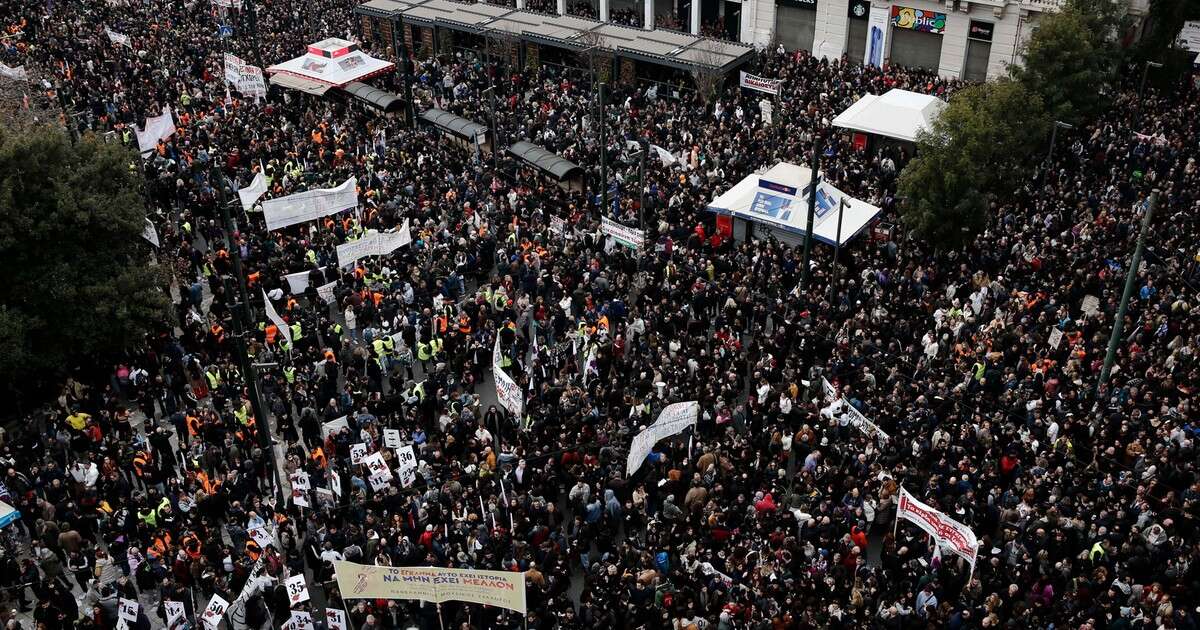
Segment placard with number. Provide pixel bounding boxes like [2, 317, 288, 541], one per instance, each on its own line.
[290, 470, 311, 490]
[201, 594, 230, 628]
[288, 610, 315, 630]
[397, 444, 417, 472]
[118, 598, 139, 622]
[363, 452, 391, 479]
[286, 573, 311, 606]
[248, 526, 274, 550]
[399, 465, 417, 488]
[383, 428, 401, 448]
[350, 443, 368, 465]
[369, 472, 392, 492]
[325, 608, 348, 630]
[164, 601, 186, 628]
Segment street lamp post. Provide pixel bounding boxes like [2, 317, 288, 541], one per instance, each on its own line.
[1046, 120, 1073, 166]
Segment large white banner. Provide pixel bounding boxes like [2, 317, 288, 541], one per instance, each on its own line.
[0, 62, 28, 81]
[738, 71, 781, 96]
[335, 220, 412, 267]
[238, 171, 267, 211]
[225, 54, 267, 99]
[492, 336, 524, 417]
[135, 107, 176, 155]
[865, 5, 890, 68]
[626, 401, 699, 476]
[1179, 20, 1200, 51]
[840, 397, 890, 443]
[334, 562, 526, 613]
[262, 177, 358, 231]
[897, 487, 979, 574]
[263, 289, 293, 346]
[601, 216, 644, 250]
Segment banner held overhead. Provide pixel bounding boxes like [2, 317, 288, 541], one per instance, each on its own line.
[262, 176, 358, 231]
[334, 561, 527, 614]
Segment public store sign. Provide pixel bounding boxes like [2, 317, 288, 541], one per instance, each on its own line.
[891, 6, 946, 34]
[968, 20, 994, 42]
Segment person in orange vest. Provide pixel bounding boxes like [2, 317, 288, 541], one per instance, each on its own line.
[181, 532, 203, 560]
[311, 447, 327, 469]
[458, 313, 472, 335]
[245, 539, 262, 561]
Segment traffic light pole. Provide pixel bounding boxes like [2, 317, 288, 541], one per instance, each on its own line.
[1097, 190, 1158, 397]
[211, 164, 283, 500]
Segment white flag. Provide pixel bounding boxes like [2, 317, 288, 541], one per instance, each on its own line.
[238, 170, 267, 211]
[651, 144, 677, 166]
[141, 218, 160, 247]
[106, 27, 132, 47]
[493, 336, 524, 417]
[262, 289, 293, 346]
[134, 106, 176, 155]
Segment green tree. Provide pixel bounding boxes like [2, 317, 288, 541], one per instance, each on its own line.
[1013, 0, 1129, 124]
[0, 126, 170, 403]
[898, 79, 1049, 248]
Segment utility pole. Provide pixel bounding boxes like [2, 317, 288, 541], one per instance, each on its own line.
[484, 85, 499, 176]
[211, 164, 283, 499]
[599, 81, 608, 214]
[245, 0, 265, 69]
[1097, 190, 1157, 396]
[828, 197, 845, 302]
[799, 144, 820, 296]
[1046, 120, 1072, 166]
[637, 140, 647, 270]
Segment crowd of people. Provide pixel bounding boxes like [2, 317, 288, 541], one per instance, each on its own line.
[0, 0, 1198, 628]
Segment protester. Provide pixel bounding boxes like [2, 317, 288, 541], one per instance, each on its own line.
[0, 0, 1198, 628]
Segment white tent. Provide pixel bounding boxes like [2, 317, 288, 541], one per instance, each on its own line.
[831, 89, 947, 143]
[706, 162, 881, 246]
[0, 500, 20, 528]
[267, 38, 394, 89]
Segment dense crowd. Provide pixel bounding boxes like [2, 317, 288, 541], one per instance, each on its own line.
[0, 0, 1198, 628]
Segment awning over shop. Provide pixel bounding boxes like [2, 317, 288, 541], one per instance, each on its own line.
[342, 81, 405, 113]
[418, 108, 487, 140]
[269, 73, 332, 95]
[355, 0, 754, 73]
[507, 141, 582, 182]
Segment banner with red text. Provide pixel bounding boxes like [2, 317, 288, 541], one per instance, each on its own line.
[334, 561, 526, 613]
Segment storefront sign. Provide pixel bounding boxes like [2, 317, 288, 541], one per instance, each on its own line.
[848, 0, 869, 18]
[968, 20, 994, 42]
[891, 6, 946, 34]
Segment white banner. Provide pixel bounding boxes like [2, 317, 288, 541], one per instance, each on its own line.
[821, 377, 836, 403]
[651, 144, 677, 166]
[383, 428, 401, 449]
[263, 289, 293, 346]
[213, 0, 244, 7]
[224, 53, 244, 84]
[262, 177, 358, 231]
[350, 443, 367, 465]
[626, 401, 699, 476]
[601, 216, 644, 250]
[141, 218, 160, 247]
[738, 71, 781, 96]
[106, 27, 132, 47]
[322, 416, 348, 439]
[336, 220, 411, 266]
[135, 106, 176, 155]
[317, 281, 337, 303]
[492, 336, 524, 417]
[334, 562, 526, 613]
[286, 610, 315, 630]
[840, 397, 890, 443]
[286, 269, 317, 294]
[865, 5, 890, 68]
[0, 62, 28, 81]
[397, 444, 417, 473]
[239, 171, 267, 211]
[1179, 20, 1200, 51]
[200, 594, 230, 629]
[897, 487, 979, 573]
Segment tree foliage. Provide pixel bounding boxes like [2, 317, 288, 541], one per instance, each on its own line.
[1012, 0, 1128, 123]
[0, 126, 170, 401]
[898, 79, 1049, 248]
